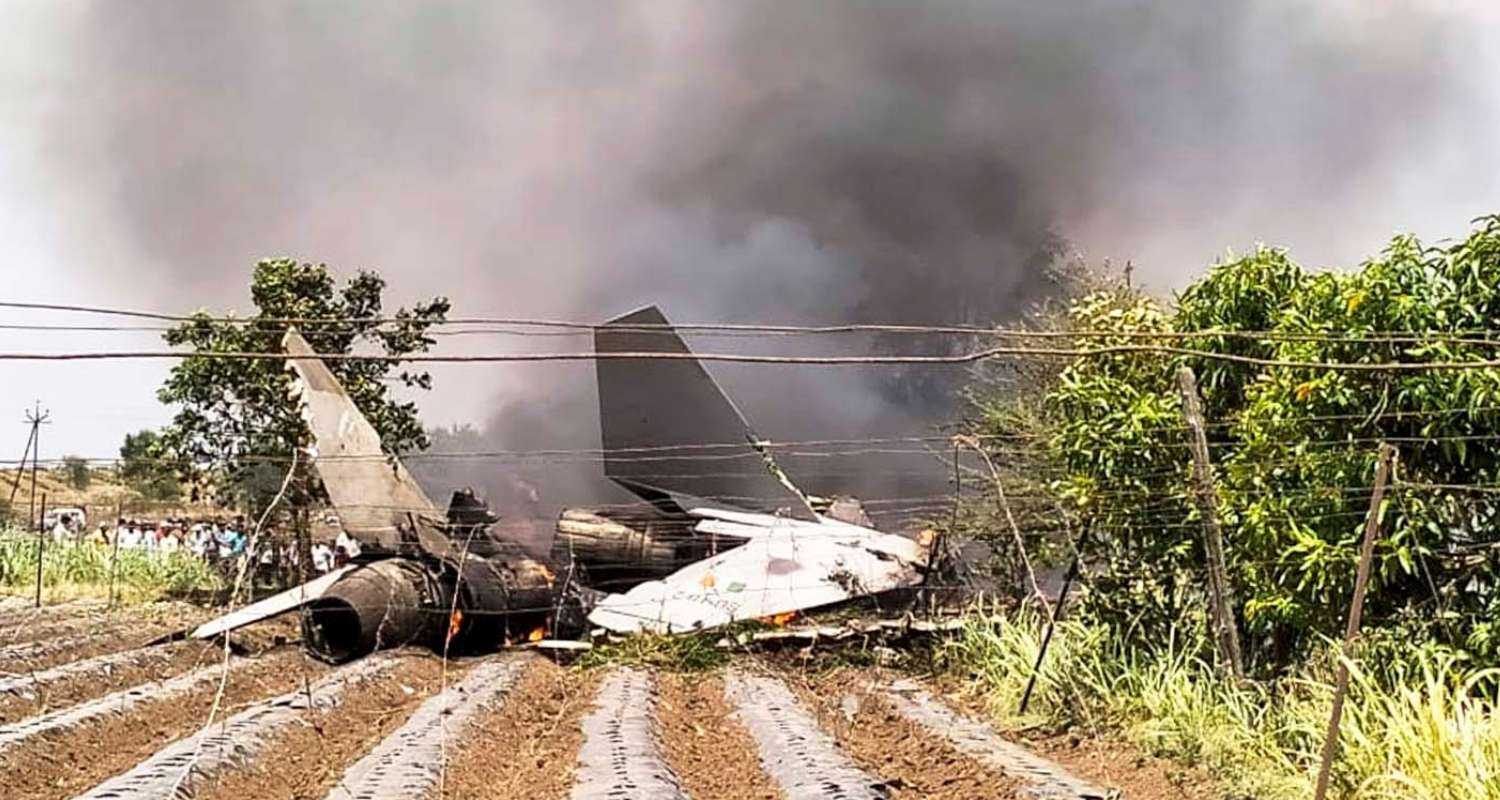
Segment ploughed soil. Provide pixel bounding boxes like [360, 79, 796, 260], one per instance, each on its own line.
[932, 676, 1222, 800]
[195, 650, 453, 800]
[0, 646, 326, 800]
[656, 671, 780, 800]
[0, 601, 203, 644]
[789, 666, 1023, 800]
[440, 658, 601, 800]
[1030, 733, 1221, 800]
[0, 602, 210, 673]
[0, 640, 221, 724]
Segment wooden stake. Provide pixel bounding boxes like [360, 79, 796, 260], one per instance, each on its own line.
[1177, 366, 1244, 679]
[1312, 442, 1396, 800]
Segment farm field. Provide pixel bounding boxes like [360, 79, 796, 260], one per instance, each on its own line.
[0, 600, 1212, 800]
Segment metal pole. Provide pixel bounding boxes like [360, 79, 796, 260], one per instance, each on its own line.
[1177, 366, 1245, 679]
[33, 493, 46, 608]
[1019, 520, 1091, 715]
[1312, 443, 1397, 800]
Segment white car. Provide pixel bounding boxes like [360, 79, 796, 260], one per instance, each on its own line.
[42, 507, 86, 531]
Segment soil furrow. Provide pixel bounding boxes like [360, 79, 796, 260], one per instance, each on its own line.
[789, 669, 1024, 800]
[878, 681, 1114, 799]
[0, 641, 222, 724]
[439, 659, 600, 800]
[724, 670, 890, 800]
[655, 671, 781, 800]
[322, 656, 521, 799]
[0, 656, 264, 753]
[569, 667, 688, 800]
[75, 653, 403, 799]
[0, 615, 205, 675]
[0, 602, 202, 650]
[0, 648, 325, 800]
[192, 651, 451, 800]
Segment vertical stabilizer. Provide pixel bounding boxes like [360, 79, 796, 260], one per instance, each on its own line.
[594, 306, 813, 518]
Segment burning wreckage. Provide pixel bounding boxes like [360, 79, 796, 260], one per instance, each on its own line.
[189, 306, 940, 662]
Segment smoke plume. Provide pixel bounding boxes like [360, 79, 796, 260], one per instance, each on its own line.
[23, 1, 1500, 530]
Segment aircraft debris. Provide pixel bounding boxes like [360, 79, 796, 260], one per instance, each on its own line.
[569, 306, 937, 636]
[190, 330, 589, 663]
[192, 307, 950, 661]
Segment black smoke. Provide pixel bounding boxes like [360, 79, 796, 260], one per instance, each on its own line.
[31, 1, 1496, 527]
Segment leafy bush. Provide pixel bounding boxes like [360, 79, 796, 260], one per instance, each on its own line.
[60, 455, 90, 490]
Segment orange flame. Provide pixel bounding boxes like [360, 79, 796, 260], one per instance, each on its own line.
[527, 626, 546, 643]
[446, 608, 464, 645]
[761, 611, 796, 627]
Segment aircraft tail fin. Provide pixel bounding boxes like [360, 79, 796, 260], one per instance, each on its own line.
[594, 306, 813, 518]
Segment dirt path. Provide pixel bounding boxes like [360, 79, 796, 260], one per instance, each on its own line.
[790, 667, 1022, 800]
[194, 651, 453, 800]
[656, 671, 780, 800]
[440, 659, 601, 800]
[0, 648, 326, 800]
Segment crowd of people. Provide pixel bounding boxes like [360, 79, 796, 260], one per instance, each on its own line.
[42, 514, 360, 582]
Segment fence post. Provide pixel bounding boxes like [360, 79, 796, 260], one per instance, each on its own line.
[108, 501, 122, 609]
[1177, 366, 1245, 679]
[1312, 442, 1397, 800]
[33, 493, 46, 608]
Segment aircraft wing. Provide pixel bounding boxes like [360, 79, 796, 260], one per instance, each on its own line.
[587, 518, 929, 634]
[189, 564, 360, 640]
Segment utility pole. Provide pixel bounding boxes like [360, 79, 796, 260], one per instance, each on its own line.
[1312, 443, 1397, 800]
[8, 421, 36, 508]
[1177, 367, 1245, 680]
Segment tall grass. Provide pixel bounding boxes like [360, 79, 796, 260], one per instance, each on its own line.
[940, 612, 1500, 799]
[0, 531, 220, 602]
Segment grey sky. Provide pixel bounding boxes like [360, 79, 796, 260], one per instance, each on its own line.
[1, 1, 1497, 467]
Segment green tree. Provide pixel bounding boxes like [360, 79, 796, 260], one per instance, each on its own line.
[156, 259, 449, 514]
[965, 215, 1500, 668]
[60, 455, 91, 490]
[119, 429, 182, 502]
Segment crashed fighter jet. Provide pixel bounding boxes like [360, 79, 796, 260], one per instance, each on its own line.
[192, 310, 933, 661]
[559, 306, 934, 634]
[190, 330, 588, 663]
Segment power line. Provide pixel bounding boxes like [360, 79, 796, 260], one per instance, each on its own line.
[12, 299, 1500, 345]
[13, 341, 1500, 371]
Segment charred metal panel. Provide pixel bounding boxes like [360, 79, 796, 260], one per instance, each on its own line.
[595, 306, 813, 518]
